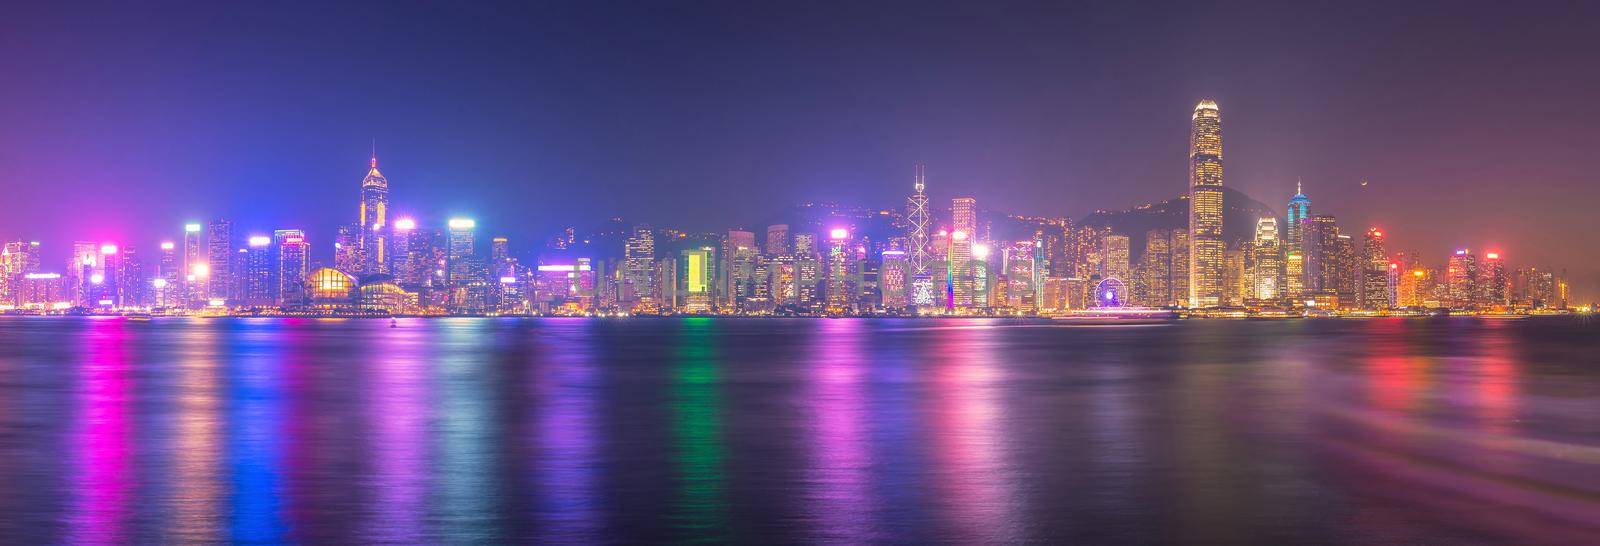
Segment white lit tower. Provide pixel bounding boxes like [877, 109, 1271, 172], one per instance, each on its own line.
[906, 164, 934, 307]
[359, 148, 390, 275]
[1188, 99, 1225, 308]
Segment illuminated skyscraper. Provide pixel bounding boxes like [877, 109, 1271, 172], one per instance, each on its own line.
[1100, 234, 1130, 280]
[906, 164, 934, 307]
[725, 230, 757, 309]
[1481, 252, 1508, 307]
[765, 224, 789, 256]
[1447, 249, 1478, 308]
[447, 218, 477, 288]
[949, 197, 976, 309]
[1187, 99, 1225, 308]
[183, 222, 205, 307]
[1286, 180, 1310, 250]
[359, 149, 390, 275]
[275, 230, 308, 308]
[624, 224, 655, 304]
[155, 241, 178, 307]
[1, 241, 41, 306]
[880, 250, 909, 309]
[206, 219, 233, 304]
[1223, 248, 1247, 306]
[1250, 218, 1283, 302]
[826, 228, 855, 312]
[1301, 215, 1340, 296]
[1359, 228, 1391, 310]
[244, 235, 274, 307]
[680, 247, 714, 313]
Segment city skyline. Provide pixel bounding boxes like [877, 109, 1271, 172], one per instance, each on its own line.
[4, 2, 1598, 302]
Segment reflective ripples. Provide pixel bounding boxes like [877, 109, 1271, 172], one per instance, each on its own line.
[0, 316, 1596, 544]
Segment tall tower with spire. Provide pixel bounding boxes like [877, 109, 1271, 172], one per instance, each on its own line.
[359, 145, 390, 275]
[906, 164, 934, 308]
[1285, 179, 1311, 250]
[1188, 99, 1225, 308]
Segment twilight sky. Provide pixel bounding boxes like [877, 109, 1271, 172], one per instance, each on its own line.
[2, 1, 1597, 299]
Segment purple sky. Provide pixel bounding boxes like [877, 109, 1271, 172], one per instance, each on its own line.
[2, 1, 1597, 300]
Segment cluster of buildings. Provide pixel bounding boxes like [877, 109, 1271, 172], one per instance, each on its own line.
[0, 101, 1578, 317]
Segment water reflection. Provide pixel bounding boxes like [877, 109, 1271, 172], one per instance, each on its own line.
[0, 317, 1596, 544]
[434, 319, 502, 541]
[928, 320, 1020, 543]
[69, 318, 133, 545]
[532, 320, 604, 541]
[669, 318, 729, 541]
[169, 320, 224, 543]
[226, 320, 287, 543]
[804, 319, 874, 542]
[366, 320, 430, 543]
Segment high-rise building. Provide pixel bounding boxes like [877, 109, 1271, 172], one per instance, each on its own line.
[243, 235, 274, 307]
[183, 223, 205, 307]
[275, 230, 308, 308]
[156, 241, 178, 308]
[725, 230, 757, 309]
[1331, 234, 1357, 307]
[624, 224, 655, 305]
[206, 219, 233, 304]
[447, 218, 477, 288]
[1481, 252, 1508, 307]
[826, 228, 856, 312]
[765, 225, 789, 256]
[906, 164, 934, 307]
[1100, 234, 1130, 280]
[1447, 249, 1478, 309]
[1301, 215, 1340, 296]
[1250, 218, 1283, 303]
[880, 250, 909, 310]
[1134, 230, 1171, 306]
[949, 197, 977, 309]
[1188, 99, 1225, 308]
[1286, 180, 1311, 251]
[2, 241, 41, 306]
[1359, 228, 1392, 310]
[359, 151, 390, 275]
[334, 224, 362, 275]
[1223, 248, 1247, 306]
[681, 247, 714, 313]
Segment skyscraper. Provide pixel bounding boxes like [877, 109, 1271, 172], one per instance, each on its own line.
[624, 224, 655, 305]
[244, 235, 274, 307]
[359, 149, 390, 275]
[949, 197, 976, 309]
[906, 164, 933, 308]
[765, 224, 789, 257]
[1447, 249, 1477, 309]
[1481, 252, 1508, 307]
[275, 230, 308, 308]
[1188, 99, 1224, 308]
[1250, 218, 1283, 302]
[1359, 228, 1391, 310]
[183, 222, 205, 307]
[1286, 180, 1311, 250]
[206, 219, 232, 304]
[155, 241, 178, 308]
[725, 230, 757, 309]
[1100, 234, 1130, 280]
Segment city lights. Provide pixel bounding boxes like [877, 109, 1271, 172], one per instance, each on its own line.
[0, 103, 1576, 319]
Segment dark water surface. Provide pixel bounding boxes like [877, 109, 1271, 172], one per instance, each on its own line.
[0, 316, 1597, 544]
